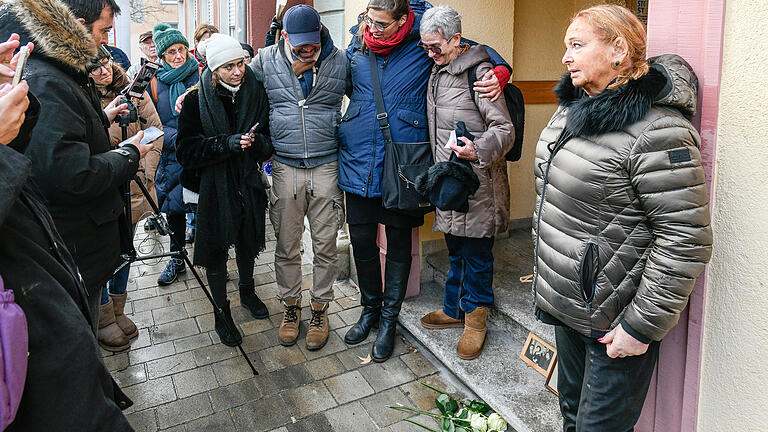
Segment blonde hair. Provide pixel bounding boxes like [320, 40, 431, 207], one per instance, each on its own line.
[573, 4, 649, 89]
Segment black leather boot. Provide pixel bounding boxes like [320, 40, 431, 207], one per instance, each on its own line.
[372, 258, 411, 362]
[240, 281, 269, 319]
[344, 256, 383, 345]
[214, 300, 242, 347]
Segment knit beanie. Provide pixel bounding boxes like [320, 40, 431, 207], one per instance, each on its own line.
[198, 33, 244, 72]
[153, 23, 189, 57]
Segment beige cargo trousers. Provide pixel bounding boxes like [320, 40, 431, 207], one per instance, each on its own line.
[269, 159, 344, 304]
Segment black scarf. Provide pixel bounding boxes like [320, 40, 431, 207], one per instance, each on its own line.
[194, 67, 267, 265]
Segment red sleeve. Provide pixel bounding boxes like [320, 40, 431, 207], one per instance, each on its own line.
[492, 65, 511, 88]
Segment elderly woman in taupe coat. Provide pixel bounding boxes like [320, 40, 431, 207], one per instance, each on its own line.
[417, 5, 514, 360]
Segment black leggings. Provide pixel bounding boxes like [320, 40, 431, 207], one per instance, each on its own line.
[348, 223, 412, 263]
[205, 246, 255, 307]
[167, 213, 187, 253]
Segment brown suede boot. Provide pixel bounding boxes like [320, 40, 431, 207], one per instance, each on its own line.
[110, 293, 138, 339]
[306, 301, 329, 351]
[278, 297, 301, 346]
[420, 309, 464, 329]
[98, 300, 131, 352]
[457, 307, 487, 360]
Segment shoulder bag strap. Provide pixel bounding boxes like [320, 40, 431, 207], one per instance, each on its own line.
[368, 49, 393, 145]
[150, 77, 159, 104]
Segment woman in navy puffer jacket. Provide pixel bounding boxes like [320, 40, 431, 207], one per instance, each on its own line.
[339, 0, 511, 363]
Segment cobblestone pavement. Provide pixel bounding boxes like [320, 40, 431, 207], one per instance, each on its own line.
[103, 223, 471, 431]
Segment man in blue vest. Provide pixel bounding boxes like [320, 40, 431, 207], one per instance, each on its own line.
[250, 5, 348, 352]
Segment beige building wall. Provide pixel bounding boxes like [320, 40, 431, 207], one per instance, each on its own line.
[698, 0, 768, 430]
[128, 0, 179, 62]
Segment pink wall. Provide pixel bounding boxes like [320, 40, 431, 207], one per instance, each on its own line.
[638, 1, 725, 431]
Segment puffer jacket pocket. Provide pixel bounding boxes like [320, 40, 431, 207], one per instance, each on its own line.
[579, 242, 600, 313]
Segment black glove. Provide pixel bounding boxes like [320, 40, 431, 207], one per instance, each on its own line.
[455, 121, 476, 144]
[227, 134, 244, 152]
[269, 16, 283, 35]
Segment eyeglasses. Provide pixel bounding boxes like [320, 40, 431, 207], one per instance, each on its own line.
[360, 13, 397, 33]
[164, 46, 188, 58]
[88, 59, 113, 76]
[418, 41, 448, 55]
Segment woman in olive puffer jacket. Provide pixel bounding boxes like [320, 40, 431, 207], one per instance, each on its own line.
[532, 5, 712, 430]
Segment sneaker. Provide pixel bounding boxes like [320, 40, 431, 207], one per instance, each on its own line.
[157, 258, 186, 286]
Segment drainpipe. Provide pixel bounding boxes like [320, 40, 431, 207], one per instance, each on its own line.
[237, 0, 247, 42]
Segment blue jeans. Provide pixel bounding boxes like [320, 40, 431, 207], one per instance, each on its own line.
[101, 224, 136, 305]
[443, 234, 495, 319]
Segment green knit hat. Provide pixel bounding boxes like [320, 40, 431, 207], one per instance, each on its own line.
[153, 23, 189, 57]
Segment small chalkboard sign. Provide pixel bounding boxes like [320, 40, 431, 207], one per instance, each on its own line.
[520, 332, 557, 377]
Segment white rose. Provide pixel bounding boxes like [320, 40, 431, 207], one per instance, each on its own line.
[470, 412, 488, 432]
[487, 413, 507, 431]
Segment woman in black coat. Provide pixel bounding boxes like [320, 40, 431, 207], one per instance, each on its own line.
[176, 34, 272, 346]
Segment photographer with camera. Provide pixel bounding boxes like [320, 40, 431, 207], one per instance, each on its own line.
[89, 46, 164, 352]
[0, 0, 155, 330]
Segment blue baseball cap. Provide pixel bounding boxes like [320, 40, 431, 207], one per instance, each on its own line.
[283, 5, 321, 46]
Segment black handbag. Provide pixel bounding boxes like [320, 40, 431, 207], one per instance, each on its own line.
[368, 50, 434, 214]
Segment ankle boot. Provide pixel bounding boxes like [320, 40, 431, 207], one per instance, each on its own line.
[457, 307, 487, 360]
[278, 297, 302, 346]
[344, 256, 383, 345]
[98, 300, 131, 352]
[306, 301, 329, 351]
[110, 293, 138, 339]
[239, 281, 268, 319]
[372, 258, 411, 362]
[214, 300, 242, 347]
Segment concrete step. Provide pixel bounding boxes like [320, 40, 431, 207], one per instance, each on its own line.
[399, 229, 561, 432]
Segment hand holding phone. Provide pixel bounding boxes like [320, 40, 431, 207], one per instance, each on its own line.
[12, 45, 29, 87]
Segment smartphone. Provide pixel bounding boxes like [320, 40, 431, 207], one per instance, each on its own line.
[118, 126, 164, 147]
[246, 122, 261, 139]
[123, 60, 160, 98]
[12, 45, 30, 87]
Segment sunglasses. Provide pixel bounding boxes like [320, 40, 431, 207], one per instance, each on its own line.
[359, 13, 397, 33]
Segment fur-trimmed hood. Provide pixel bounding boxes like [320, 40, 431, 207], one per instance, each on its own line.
[0, 0, 97, 74]
[554, 54, 698, 137]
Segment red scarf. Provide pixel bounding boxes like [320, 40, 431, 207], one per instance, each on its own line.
[363, 9, 415, 56]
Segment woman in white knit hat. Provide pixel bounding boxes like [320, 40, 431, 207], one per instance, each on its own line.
[176, 33, 273, 346]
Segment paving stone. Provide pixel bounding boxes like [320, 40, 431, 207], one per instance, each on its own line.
[285, 413, 333, 432]
[360, 387, 416, 428]
[171, 287, 207, 303]
[269, 428, 289, 432]
[257, 363, 315, 395]
[152, 304, 189, 325]
[324, 371, 375, 405]
[209, 376, 264, 412]
[136, 275, 161, 290]
[156, 279, 189, 294]
[172, 365, 219, 398]
[134, 295, 173, 313]
[127, 310, 155, 329]
[335, 281, 360, 298]
[388, 414, 440, 432]
[125, 408, 158, 432]
[183, 298, 212, 317]
[156, 393, 213, 429]
[400, 351, 438, 377]
[146, 351, 197, 379]
[328, 313, 346, 331]
[130, 287, 159, 301]
[211, 353, 263, 387]
[113, 364, 147, 387]
[399, 374, 462, 411]
[359, 358, 418, 392]
[196, 312, 215, 332]
[240, 317, 274, 335]
[262, 297, 285, 316]
[193, 342, 240, 366]
[104, 351, 130, 372]
[258, 344, 307, 372]
[231, 394, 293, 432]
[130, 327, 153, 350]
[336, 296, 360, 310]
[305, 356, 346, 381]
[183, 410, 236, 432]
[297, 331, 346, 361]
[255, 282, 280, 299]
[282, 381, 338, 419]
[123, 376, 177, 413]
[335, 342, 374, 370]
[241, 332, 272, 353]
[151, 318, 200, 344]
[129, 341, 176, 365]
[324, 401, 378, 432]
[173, 332, 213, 353]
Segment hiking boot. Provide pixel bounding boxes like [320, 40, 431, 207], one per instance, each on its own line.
[457, 307, 487, 360]
[420, 309, 464, 330]
[278, 297, 301, 346]
[98, 300, 131, 352]
[214, 300, 242, 347]
[110, 292, 138, 339]
[157, 258, 185, 286]
[306, 301, 329, 351]
[240, 282, 268, 319]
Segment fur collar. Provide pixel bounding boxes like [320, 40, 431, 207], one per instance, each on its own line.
[4, 0, 96, 74]
[554, 66, 668, 137]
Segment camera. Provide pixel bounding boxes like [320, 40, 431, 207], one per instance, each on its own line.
[116, 95, 139, 127]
